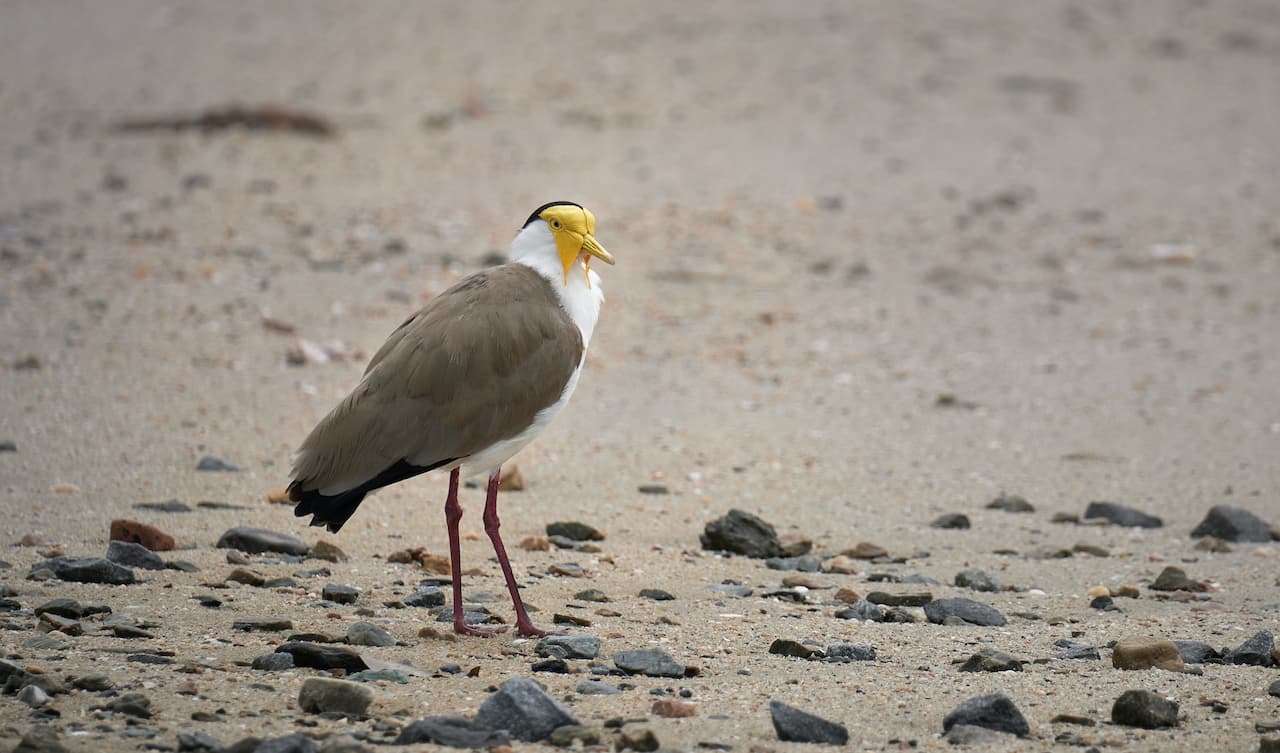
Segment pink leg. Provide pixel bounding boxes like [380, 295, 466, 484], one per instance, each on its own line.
[444, 468, 505, 637]
[484, 466, 563, 637]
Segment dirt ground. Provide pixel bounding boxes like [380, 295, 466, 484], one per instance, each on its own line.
[2, 1, 1278, 751]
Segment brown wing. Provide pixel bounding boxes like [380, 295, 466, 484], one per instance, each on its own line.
[289, 264, 583, 492]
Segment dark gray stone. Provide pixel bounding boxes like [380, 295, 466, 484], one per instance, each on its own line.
[1190, 505, 1273, 542]
[942, 693, 1029, 736]
[769, 639, 824, 660]
[34, 598, 110, 620]
[954, 569, 1001, 592]
[276, 642, 369, 672]
[765, 556, 821, 572]
[614, 648, 685, 677]
[987, 494, 1034, 513]
[1111, 689, 1178, 728]
[347, 669, 409, 683]
[1174, 640, 1220, 664]
[254, 734, 317, 753]
[472, 677, 580, 742]
[931, 513, 970, 529]
[233, 617, 293, 632]
[1268, 679, 1280, 698]
[345, 621, 396, 647]
[1150, 566, 1205, 592]
[322, 583, 359, 604]
[176, 731, 222, 752]
[825, 644, 877, 662]
[33, 556, 135, 585]
[835, 600, 886, 622]
[867, 591, 933, 607]
[395, 716, 510, 747]
[195, 455, 239, 472]
[253, 652, 296, 671]
[102, 692, 152, 718]
[699, 509, 783, 558]
[1225, 630, 1274, 666]
[1083, 502, 1162, 528]
[107, 540, 165, 570]
[546, 521, 604, 541]
[577, 680, 622, 695]
[1054, 639, 1100, 660]
[924, 598, 1007, 626]
[769, 700, 849, 745]
[11, 727, 69, 753]
[404, 586, 445, 607]
[959, 648, 1024, 672]
[639, 588, 675, 600]
[298, 677, 373, 716]
[134, 499, 192, 513]
[216, 527, 308, 555]
[536, 635, 601, 660]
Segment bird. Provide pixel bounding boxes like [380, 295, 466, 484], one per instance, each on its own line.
[287, 201, 614, 637]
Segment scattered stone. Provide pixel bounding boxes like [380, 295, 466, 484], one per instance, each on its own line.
[234, 617, 293, 632]
[1269, 679, 1280, 698]
[1111, 689, 1179, 728]
[110, 519, 177, 550]
[931, 513, 971, 529]
[323, 583, 359, 604]
[519, 536, 550, 551]
[868, 591, 933, 607]
[960, 648, 1024, 672]
[107, 540, 166, 570]
[1055, 639, 1100, 660]
[35, 598, 109, 620]
[298, 677, 373, 715]
[394, 716, 510, 747]
[1050, 714, 1095, 726]
[102, 692, 153, 718]
[253, 653, 295, 671]
[549, 562, 587, 577]
[227, 568, 266, 586]
[18, 684, 50, 708]
[577, 679, 622, 695]
[1112, 639, 1184, 671]
[821, 555, 859, 574]
[536, 635, 600, 660]
[769, 639, 824, 660]
[1083, 502, 1162, 528]
[404, 586, 445, 607]
[1090, 595, 1119, 611]
[614, 648, 686, 677]
[700, 509, 783, 558]
[1174, 640, 1220, 664]
[706, 583, 752, 598]
[825, 643, 877, 662]
[833, 587, 862, 603]
[473, 676, 580, 742]
[12, 727, 69, 753]
[1190, 505, 1273, 542]
[346, 621, 396, 647]
[842, 542, 888, 559]
[783, 574, 826, 588]
[955, 569, 1001, 592]
[72, 674, 113, 691]
[109, 623, 154, 639]
[546, 521, 604, 541]
[348, 668, 410, 684]
[196, 455, 239, 472]
[942, 693, 1029, 737]
[548, 725, 601, 747]
[1224, 630, 1274, 666]
[639, 588, 675, 601]
[653, 699, 697, 718]
[177, 732, 223, 752]
[276, 642, 369, 672]
[32, 556, 135, 585]
[1194, 536, 1233, 553]
[617, 726, 660, 752]
[766, 555, 820, 572]
[308, 540, 349, 562]
[1261, 736, 1280, 753]
[1073, 543, 1110, 557]
[987, 494, 1034, 513]
[127, 652, 173, 664]
[835, 600, 886, 622]
[1150, 566, 1205, 592]
[637, 484, 669, 495]
[769, 700, 849, 745]
[217, 527, 309, 555]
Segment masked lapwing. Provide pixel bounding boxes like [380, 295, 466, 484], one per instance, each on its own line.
[288, 201, 614, 637]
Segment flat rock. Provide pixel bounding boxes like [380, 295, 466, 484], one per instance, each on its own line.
[945, 723, 1015, 746]
[298, 677, 373, 715]
[33, 556, 135, 585]
[346, 621, 396, 647]
[924, 598, 1006, 626]
[132, 499, 191, 513]
[931, 513, 971, 529]
[955, 569, 1001, 592]
[765, 555, 820, 572]
[639, 587, 675, 600]
[348, 668, 410, 683]
[1173, 640, 1220, 664]
[1225, 630, 1274, 666]
[1150, 566, 1205, 592]
[395, 715, 510, 747]
[960, 648, 1024, 672]
[252, 653, 295, 671]
[987, 494, 1034, 513]
[707, 583, 753, 598]
[322, 583, 359, 604]
[868, 591, 933, 607]
[35, 598, 110, 620]
[176, 732, 223, 752]
[577, 679, 622, 695]
[821, 555, 859, 574]
[769, 639, 824, 660]
[842, 541, 889, 559]
[546, 521, 605, 541]
[835, 600, 886, 622]
[653, 699, 697, 718]
[825, 643, 877, 662]
[1190, 505, 1273, 542]
[216, 527, 309, 555]
[12, 727, 69, 753]
[942, 693, 1029, 737]
[107, 540, 165, 570]
[473, 676, 580, 742]
[1083, 502, 1162, 528]
[769, 700, 849, 745]
[276, 642, 369, 672]
[243, 735, 315, 753]
[308, 540, 349, 562]
[404, 586, 445, 607]
[196, 455, 239, 472]
[110, 519, 177, 550]
[536, 635, 600, 659]
[234, 616, 293, 632]
[1113, 639, 1184, 671]
[1054, 639, 1101, 660]
[1111, 689, 1178, 728]
[699, 508, 783, 558]
[614, 648, 686, 677]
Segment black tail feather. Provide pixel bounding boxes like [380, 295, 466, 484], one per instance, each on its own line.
[289, 457, 456, 533]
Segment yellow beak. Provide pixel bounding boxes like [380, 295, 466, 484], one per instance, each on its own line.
[580, 233, 614, 265]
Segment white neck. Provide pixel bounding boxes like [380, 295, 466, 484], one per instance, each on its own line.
[510, 222, 605, 348]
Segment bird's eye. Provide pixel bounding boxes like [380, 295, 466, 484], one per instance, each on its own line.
[551, 219, 562, 229]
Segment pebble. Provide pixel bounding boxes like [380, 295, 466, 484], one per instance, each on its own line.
[227, 568, 266, 586]
[404, 586, 445, 607]
[234, 617, 293, 632]
[782, 574, 826, 589]
[821, 555, 859, 574]
[473, 676, 581, 742]
[176, 732, 223, 752]
[765, 555, 820, 572]
[252, 653, 295, 671]
[578, 679, 623, 695]
[549, 562, 587, 577]
[395, 716, 510, 747]
[1111, 689, 1179, 728]
[869, 591, 933, 607]
[614, 648, 686, 677]
[18, 684, 50, 708]
[1225, 630, 1274, 666]
[1112, 639, 1184, 671]
[109, 623, 154, 639]
[617, 726, 660, 752]
[954, 569, 1001, 592]
[835, 600, 886, 622]
[1262, 737, 1280, 753]
[348, 668, 410, 684]
[833, 587, 862, 603]
[1190, 505, 1273, 542]
[639, 588, 675, 600]
[346, 621, 396, 647]
[532, 657, 568, 673]
[1194, 536, 1233, 553]
[536, 635, 601, 660]
[31, 556, 135, 585]
[987, 493, 1034, 513]
[546, 521, 605, 541]
[652, 699, 696, 718]
[102, 692, 153, 718]
[1269, 680, 1280, 698]
[925, 598, 1006, 626]
[298, 677, 373, 715]
[706, 583, 752, 598]
[548, 726, 601, 747]
[930, 513, 971, 530]
[1054, 639, 1100, 660]
[11, 727, 69, 753]
[322, 583, 359, 604]
[769, 639, 823, 660]
[945, 723, 1014, 746]
[72, 674, 113, 691]
[842, 542, 888, 559]
[825, 643, 877, 662]
[769, 700, 849, 745]
[106, 540, 166, 570]
[1173, 640, 1219, 664]
[307, 540, 349, 562]
[276, 642, 369, 672]
[109, 518, 177, 550]
[132, 498, 191, 513]
[637, 484, 669, 495]
[942, 693, 1029, 737]
[1083, 501, 1162, 528]
[1150, 566, 1205, 592]
[217, 527, 309, 555]
[35, 598, 110, 619]
[959, 648, 1024, 672]
[699, 509, 783, 558]
[195, 455, 239, 472]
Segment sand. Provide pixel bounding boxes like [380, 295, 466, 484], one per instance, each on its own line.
[1, 1, 1278, 750]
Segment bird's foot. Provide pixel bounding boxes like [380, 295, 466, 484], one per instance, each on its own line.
[515, 620, 565, 638]
[454, 621, 508, 638]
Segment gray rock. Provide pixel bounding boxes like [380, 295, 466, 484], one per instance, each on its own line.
[346, 621, 396, 647]
[276, 642, 369, 672]
[404, 586, 445, 607]
[1083, 502, 1162, 528]
[825, 643, 877, 662]
[1054, 639, 1100, 660]
[577, 680, 622, 695]
[942, 693, 1029, 736]
[106, 540, 166, 571]
[102, 692, 152, 718]
[473, 676, 580, 742]
[12, 727, 69, 753]
[17, 684, 50, 708]
[32, 556, 135, 585]
[614, 648, 686, 677]
[959, 648, 1024, 672]
[176, 732, 223, 752]
[765, 555, 821, 572]
[195, 455, 238, 472]
[254, 734, 317, 753]
[322, 583, 359, 604]
[835, 600, 886, 622]
[868, 591, 933, 607]
[769, 639, 824, 660]
[955, 569, 1001, 592]
[546, 521, 604, 541]
[945, 724, 1014, 746]
[573, 588, 610, 602]
[699, 509, 783, 558]
[547, 726, 601, 747]
[1150, 566, 1205, 592]
[1111, 689, 1178, 728]
[639, 588, 675, 600]
[1225, 630, 1274, 666]
[234, 616, 293, 632]
[536, 635, 601, 660]
[1190, 505, 1273, 542]
[347, 669, 410, 683]
[706, 583, 753, 598]
[987, 494, 1034, 513]
[931, 513, 971, 529]
[1174, 640, 1220, 664]
[252, 652, 296, 671]
[298, 677, 373, 716]
[1269, 679, 1280, 698]
[924, 598, 1007, 626]
[134, 498, 192, 513]
[216, 527, 309, 555]
[72, 673, 113, 691]
[395, 716, 510, 747]
[769, 700, 849, 745]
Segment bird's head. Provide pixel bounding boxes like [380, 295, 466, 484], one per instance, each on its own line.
[513, 201, 614, 286]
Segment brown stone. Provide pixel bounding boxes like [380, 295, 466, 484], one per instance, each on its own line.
[822, 555, 860, 574]
[519, 536, 550, 551]
[834, 587, 863, 603]
[842, 541, 888, 559]
[266, 487, 292, 504]
[109, 519, 176, 551]
[1112, 639, 1184, 671]
[308, 540, 348, 562]
[497, 465, 524, 491]
[226, 568, 266, 587]
[652, 699, 697, 718]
